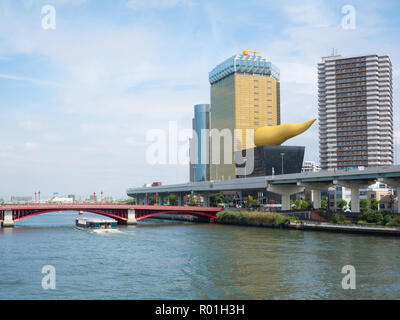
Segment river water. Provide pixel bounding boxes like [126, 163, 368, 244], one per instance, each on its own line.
[0, 212, 399, 299]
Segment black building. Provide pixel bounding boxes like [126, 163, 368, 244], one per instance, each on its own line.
[236, 145, 305, 178]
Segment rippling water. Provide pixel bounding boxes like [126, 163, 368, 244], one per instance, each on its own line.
[1, 212, 399, 299]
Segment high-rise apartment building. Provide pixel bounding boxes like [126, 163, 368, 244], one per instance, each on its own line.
[318, 54, 393, 170]
[189, 104, 210, 182]
[209, 52, 280, 180]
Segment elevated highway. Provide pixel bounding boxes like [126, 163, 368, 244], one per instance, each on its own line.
[127, 166, 400, 211]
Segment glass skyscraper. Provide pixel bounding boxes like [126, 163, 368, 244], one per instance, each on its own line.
[189, 104, 210, 182]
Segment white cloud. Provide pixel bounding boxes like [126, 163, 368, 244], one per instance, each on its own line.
[278, 62, 317, 85]
[0, 74, 61, 87]
[18, 119, 43, 130]
[284, 2, 336, 27]
[24, 142, 37, 149]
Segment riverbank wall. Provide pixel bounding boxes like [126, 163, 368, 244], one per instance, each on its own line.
[287, 221, 400, 236]
[143, 210, 400, 236]
[215, 210, 400, 237]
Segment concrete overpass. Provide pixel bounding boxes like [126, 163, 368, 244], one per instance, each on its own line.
[127, 166, 400, 212]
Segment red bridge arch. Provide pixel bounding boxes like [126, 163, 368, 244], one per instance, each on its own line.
[0, 204, 223, 225]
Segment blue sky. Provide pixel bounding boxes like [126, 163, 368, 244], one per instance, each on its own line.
[0, 0, 399, 200]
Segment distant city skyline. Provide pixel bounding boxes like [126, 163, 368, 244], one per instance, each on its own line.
[0, 0, 399, 199]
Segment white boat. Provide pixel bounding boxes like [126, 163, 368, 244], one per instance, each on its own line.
[75, 218, 118, 230]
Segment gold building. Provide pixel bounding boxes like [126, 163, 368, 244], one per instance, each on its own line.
[209, 51, 281, 181]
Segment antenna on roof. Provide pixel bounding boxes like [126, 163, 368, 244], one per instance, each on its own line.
[331, 48, 339, 56]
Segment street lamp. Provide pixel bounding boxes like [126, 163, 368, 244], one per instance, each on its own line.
[280, 153, 285, 175]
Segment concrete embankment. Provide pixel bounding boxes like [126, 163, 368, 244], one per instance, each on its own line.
[287, 221, 400, 236]
[215, 210, 400, 237]
[145, 211, 400, 236]
[216, 218, 400, 237]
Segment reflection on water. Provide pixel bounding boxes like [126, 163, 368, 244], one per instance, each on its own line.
[0, 211, 399, 299]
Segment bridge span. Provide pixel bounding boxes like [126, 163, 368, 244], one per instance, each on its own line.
[0, 204, 222, 228]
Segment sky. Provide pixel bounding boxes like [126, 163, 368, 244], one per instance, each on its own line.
[0, 0, 399, 200]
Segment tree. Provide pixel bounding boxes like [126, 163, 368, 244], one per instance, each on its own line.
[321, 200, 328, 209]
[248, 198, 258, 208]
[338, 200, 347, 211]
[148, 195, 156, 205]
[370, 198, 379, 211]
[301, 201, 309, 209]
[363, 209, 383, 224]
[165, 195, 178, 206]
[189, 194, 198, 206]
[295, 199, 301, 209]
[215, 192, 225, 205]
[360, 199, 369, 213]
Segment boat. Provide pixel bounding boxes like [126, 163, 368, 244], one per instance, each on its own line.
[75, 218, 118, 230]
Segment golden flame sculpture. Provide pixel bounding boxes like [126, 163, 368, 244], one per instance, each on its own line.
[254, 119, 317, 146]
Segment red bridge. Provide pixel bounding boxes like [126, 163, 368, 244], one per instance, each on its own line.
[0, 204, 223, 227]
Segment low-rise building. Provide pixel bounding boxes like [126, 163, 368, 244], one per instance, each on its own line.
[10, 196, 32, 202]
[49, 196, 74, 204]
[302, 161, 321, 173]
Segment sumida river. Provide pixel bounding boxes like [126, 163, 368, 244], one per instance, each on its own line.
[1, 212, 399, 299]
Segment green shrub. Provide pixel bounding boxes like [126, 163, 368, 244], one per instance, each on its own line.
[383, 214, 393, 226]
[332, 213, 345, 224]
[357, 220, 377, 226]
[386, 215, 400, 227]
[216, 210, 298, 227]
[361, 210, 384, 224]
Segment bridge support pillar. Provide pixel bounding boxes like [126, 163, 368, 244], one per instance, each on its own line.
[178, 193, 183, 206]
[2, 210, 14, 228]
[267, 185, 305, 211]
[126, 209, 137, 225]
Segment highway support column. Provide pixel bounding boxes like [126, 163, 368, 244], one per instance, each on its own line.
[202, 193, 209, 207]
[158, 194, 164, 206]
[267, 185, 305, 211]
[298, 183, 334, 209]
[339, 181, 374, 213]
[178, 193, 183, 206]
